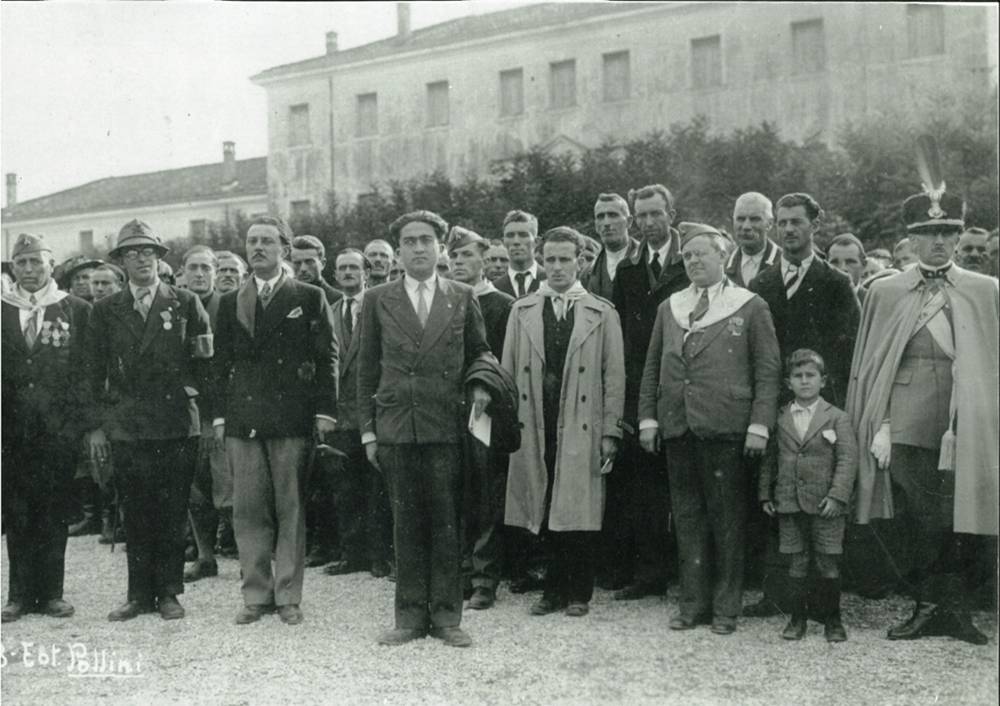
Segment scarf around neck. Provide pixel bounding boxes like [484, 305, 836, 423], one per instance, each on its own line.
[1, 278, 68, 311]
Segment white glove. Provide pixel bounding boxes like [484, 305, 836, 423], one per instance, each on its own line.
[870, 423, 891, 470]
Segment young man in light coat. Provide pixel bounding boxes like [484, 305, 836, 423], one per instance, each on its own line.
[503, 226, 625, 618]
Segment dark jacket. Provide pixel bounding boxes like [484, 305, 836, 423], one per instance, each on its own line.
[582, 237, 640, 302]
[317, 278, 344, 305]
[611, 231, 689, 428]
[356, 277, 490, 445]
[213, 275, 338, 439]
[332, 294, 362, 430]
[464, 355, 520, 455]
[749, 257, 860, 406]
[725, 239, 781, 288]
[478, 289, 514, 359]
[87, 282, 213, 441]
[495, 269, 545, 298]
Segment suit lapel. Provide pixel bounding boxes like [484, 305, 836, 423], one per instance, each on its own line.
[566, 299, 602, 359]
[381, 279, 423, 344]
[335, 299, 360, 373]
[418, 279, 458, 355]
[789, 257, 823, 301]
[685, 315, 731, 359]
[110, 289, 146, 343]
[2, 302, 28, 355]
[255, 276, 295, 340]
[236, 279, 257, 337]
[139, 282, 178, 354]
[777, 406, 800, 445]
[801, 400, 832, 445]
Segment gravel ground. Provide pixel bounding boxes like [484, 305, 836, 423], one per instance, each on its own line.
[1, 536, 997, 706]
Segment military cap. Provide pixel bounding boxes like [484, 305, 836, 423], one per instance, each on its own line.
[11, 232, 51, 259]
[677, 221, 723, 247]
[59, 254, 104, 288]
[110, 219, 169, 258]
[902, 190, 965, 234]
[446, 225, 488, 254]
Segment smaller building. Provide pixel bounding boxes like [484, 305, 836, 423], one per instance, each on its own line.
[1, 142, 268, 263]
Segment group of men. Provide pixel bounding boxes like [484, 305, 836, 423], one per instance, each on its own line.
[2, 178, 997, 650]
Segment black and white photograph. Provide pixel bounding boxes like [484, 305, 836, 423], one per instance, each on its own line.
[1, 1, 998, 704]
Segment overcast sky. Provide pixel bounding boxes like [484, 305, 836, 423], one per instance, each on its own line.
[0, 1, 539, 206]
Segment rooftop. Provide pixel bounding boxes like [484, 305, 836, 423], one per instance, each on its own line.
[2, 157, 267, 223]
[252, 2, 659, 83]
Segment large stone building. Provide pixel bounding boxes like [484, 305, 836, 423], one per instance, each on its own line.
[251, 2, 996, 214]
[1, 142, 267, 263]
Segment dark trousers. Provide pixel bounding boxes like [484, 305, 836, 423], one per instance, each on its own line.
[463, 438, 507, 591]
[113, 438, 197, 603]
[380, 443, 463, 630]
[330, 430, 392, 566]
[2, 438, 74, 606]
[306, 455, 339, 557]
[890, 443, 967, 606]
[664, 434, 747, 620]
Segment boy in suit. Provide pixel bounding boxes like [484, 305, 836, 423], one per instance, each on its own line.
[759, 349, 858, 642]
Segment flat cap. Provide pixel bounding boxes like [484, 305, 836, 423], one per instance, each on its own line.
[11, 233, 50, 259]
[111, 219, 168, 258]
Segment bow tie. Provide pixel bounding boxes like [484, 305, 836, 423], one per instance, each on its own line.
[919, 265, 952, 280]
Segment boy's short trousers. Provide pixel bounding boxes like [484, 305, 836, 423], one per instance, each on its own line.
[778, 512, 845, 555]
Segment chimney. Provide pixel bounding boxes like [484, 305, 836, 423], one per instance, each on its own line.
[326, 31, 339, 54]
[5, 173, 16, 207]
[397, 2, 411, 40]
[222, 142, 236, 184]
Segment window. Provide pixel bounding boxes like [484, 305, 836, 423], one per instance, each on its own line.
[356, 93, 378, 137]
[188, 220, 207, 240]
[79, 230, 94, 251]
[549, 59, 577, 109]
[499, 68, 524, 117]
[791, 19, 826, 74]
[288, 103, 311, 146]
[907, 4, 945, 58]
[290, 200, 312, 220]
[426, 81, 450, 127]
[603, 51, 630, 102]
[691, 35, 723, 88]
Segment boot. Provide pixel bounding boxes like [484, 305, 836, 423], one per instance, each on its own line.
[781, 576, 807, 640]
[818, 577, 847, 642]
[887, 601, 942, 640]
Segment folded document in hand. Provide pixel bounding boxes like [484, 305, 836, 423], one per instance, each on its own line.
[468, 409, 492, 447]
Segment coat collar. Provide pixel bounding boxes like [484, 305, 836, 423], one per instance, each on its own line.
[778, 398, 832, 446]
[513, 291, 609, 363]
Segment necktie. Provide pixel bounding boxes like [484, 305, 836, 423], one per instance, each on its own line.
[514, 272, 528, 297]
[416, 281, 429, 327]
[259, 282, 273, 308]
[689, 288, 710, 328]
[553, 295, 565, 321]
[344, 298, 354, 338]
[24, 295, 38, 347]
[650, 252, 662, 281]
[134, 287, 151, 320]
[784, 264, 800, 298]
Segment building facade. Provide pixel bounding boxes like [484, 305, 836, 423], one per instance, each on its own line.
[251, 2, 997, 214]
[1, 143, 267, 263]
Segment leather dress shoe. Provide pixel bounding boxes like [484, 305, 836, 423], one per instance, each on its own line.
[235, 604, 275, 625]
[278, 604, 304, 625]
[711, 617, 737, 635]
[887, 603, 942, 640]
[530, 595, 567, 616]
[158, 595, 185, 620]
[468, 587, 495, 610]
[305, 547, 339, 568]
[323, 559, 366, 576]
[565, 602, 590, 617]
[2, 601, 27, 623]
[378, 628, 426, 646]
[742, 597, 780, 618]
[669, 612, 710, 630]
[371, 560, 393, 578]
[108, 600, 154, 622]
[42, 599, 75, 618]
[430, 626, 472, 648]
[184, 559, 219, 583]
[824, 616, 848, 643]
[782, 615, 808, 640]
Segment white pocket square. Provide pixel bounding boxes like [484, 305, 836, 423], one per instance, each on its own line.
[286, 307, 303, 319]
[821, 429, 837, 444]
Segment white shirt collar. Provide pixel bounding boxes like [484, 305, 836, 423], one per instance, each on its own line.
[695, 278, 727, 301]
[507, 262, 538, 282]
[647, 238, 672, 265]
[791, 398, 820, 414]
[781, 253, 815, 277]
[253, 271, 282, 291]
[404, 273, 438, 294]
[129, 278, 161, 299]
[742, 248, 765, 263]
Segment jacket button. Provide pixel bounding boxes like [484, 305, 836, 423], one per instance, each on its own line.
[522, 394, 527, 401]
[246, 395, 253, 401]
[523, 366, 530, 373]
[28, 383, 35, 389]
[582, 423, 588, 431]
[578, 367, 585, 373]
[684, 379, 690, 384]
[581, 395, 587, 402]
[165, 394, 172, 400]
[26, 359, 32, 365]
[277, 358, 283, 365]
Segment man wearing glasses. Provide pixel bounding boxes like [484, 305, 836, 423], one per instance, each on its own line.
[85, 220, 213, 622]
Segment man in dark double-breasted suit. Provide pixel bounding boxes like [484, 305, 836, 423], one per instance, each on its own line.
[638, 223, 780, 635]
[86, 220, 213, 622]
[213, 216, 338, 627]
[358, 210, 492, 648]
[1, 233, 91, 623]
[606, 184, 690, 598]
